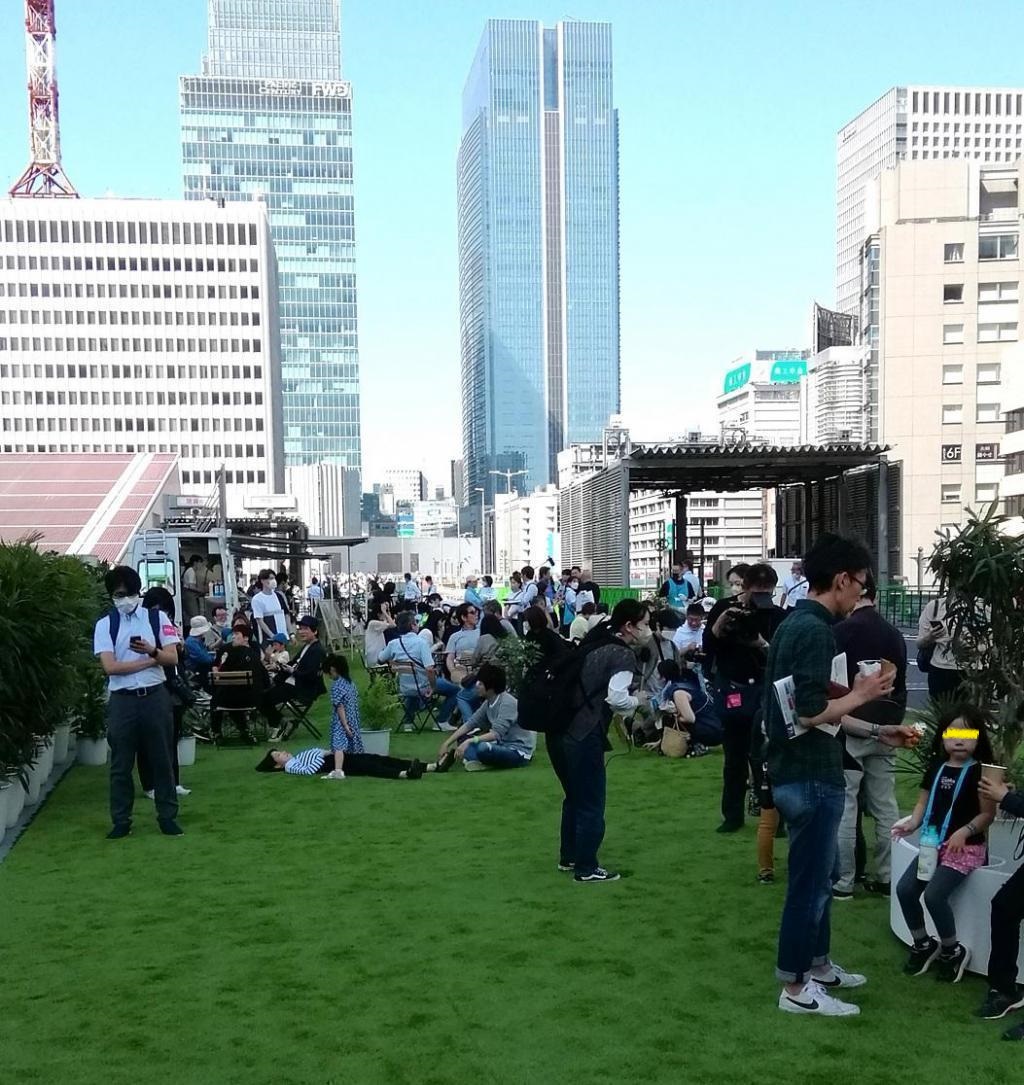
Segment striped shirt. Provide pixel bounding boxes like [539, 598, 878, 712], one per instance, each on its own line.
[284, 748, 328, 776]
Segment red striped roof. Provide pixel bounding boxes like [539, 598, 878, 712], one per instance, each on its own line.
[0, 453, 178, 561]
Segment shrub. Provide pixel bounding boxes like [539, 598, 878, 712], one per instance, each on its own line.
[0, 539, 106, 771]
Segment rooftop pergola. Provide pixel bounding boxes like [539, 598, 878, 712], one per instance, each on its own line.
[622, 442, 889, 494]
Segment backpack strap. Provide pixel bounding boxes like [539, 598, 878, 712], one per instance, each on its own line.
[107, 606, 163, 648]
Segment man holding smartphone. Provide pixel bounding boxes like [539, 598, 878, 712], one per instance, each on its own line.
[93, 566, 183, 839]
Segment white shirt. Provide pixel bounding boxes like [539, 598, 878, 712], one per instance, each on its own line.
[308, 583, 324, 601]
[683, 571, 702, 599]
[672, 625, 704, 655]
[93, 607, 180, 692]
[379, 633, 434, 696]
[252, 589, 287, 632]
[783, 575, 809, 607]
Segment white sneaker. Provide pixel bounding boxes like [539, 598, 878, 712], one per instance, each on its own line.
[400, 724, 415, 733]
[143, 789, 155, 800]
[814, 962, 867, 989]
[323, 769, 346, 780]
[175, 785, 191, 796]
[778, 981, 860, 1016]
[434, 721, 458, 733]
[463, 760, 488, 772]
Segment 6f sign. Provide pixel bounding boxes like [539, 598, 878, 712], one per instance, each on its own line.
[941, 444, 963, 463]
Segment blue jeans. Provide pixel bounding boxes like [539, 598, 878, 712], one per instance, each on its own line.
[456, 688, 481, 725]
[463, 741, 528, 768]
[433, 677, 462, 723]
[546, 728, 606, 875]
[772, 779, 845, 983]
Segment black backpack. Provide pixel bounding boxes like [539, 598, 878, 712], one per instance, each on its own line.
[518, 624, 618, 734]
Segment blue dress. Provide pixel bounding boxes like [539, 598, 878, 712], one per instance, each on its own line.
[330, 677, 365, 753]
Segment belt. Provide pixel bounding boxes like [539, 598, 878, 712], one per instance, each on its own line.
[112, 685, 163, 698]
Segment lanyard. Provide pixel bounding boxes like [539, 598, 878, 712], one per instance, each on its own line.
[923, 759, 975, 841]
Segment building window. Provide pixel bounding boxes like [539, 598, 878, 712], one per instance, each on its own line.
[977, 402, 1002, 423]
[979, 234, 1018, 260]
[944, 242, 964, 263]
[978, 321, 1018, 342]
[976, 483, 999, 503]
[977, 362, 1001, 384]
[943, 323, 964, 344]
[943, 283, 964, 303]
[942, 404, 964, 424]
[942, 364, 964, 385]
[941, 484, 962, 504]
[978, 280, 1019, 302]
[1006, 408, 1024, 433]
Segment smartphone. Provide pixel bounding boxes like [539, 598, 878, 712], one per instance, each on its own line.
[930, 620, 944, 631]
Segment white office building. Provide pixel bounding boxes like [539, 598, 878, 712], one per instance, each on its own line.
[285, 462, 361, 537]
[716, 351, 807, 444]
[492, 486, 560, 571]
[799, 346, 870, 444]
[0, 197, 283, 515]
[837, 85, 1024, 314]
[383, 469, 427, 505]
[871, 159, 1020, 577]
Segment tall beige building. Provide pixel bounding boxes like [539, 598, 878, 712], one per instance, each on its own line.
[871, 159, 1020, 578]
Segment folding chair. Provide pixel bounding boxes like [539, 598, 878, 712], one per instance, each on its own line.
[279, 692, 323, 741]
[389, 661, 439, 733]
[211, 670, 262, 745]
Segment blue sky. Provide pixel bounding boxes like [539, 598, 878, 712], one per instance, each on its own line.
[2, 1, 1023, 492]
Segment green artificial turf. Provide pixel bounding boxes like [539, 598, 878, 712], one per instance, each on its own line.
[1, 695, 1021, 1084]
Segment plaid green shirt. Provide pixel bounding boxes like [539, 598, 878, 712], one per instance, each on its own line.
[764, 599, 844, 787]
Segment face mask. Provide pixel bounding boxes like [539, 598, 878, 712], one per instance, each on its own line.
[672, 573, 683, 582]
[633, 625, 653, 645]
[113, 595, 140, 615]
[570, 582, 580, 591]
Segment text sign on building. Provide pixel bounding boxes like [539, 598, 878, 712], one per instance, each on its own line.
[976, 442, 1001, 462]
[723, 363, 752, 395]
[258, 79, 351, 98]
[941, 444, 963, 464]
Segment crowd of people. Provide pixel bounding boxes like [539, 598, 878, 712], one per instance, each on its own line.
[91, 544, 1024, 1038]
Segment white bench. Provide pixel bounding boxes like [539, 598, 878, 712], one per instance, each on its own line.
[889, 822, 1024, 976]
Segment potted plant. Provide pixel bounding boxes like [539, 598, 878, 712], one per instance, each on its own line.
[359, 675, 399, 756]
[52, 716, 74, 767]
[177, 710, 198, 768]
[75, 666, 110, 767]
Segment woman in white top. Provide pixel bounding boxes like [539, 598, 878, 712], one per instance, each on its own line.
[363, 599, 394, 668]
[917, 598, 964, 701]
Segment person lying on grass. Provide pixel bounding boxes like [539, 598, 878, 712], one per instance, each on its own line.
[435, 662, 535, 772]
[322, 652, 364, 780]
[254, 747, 453, 780]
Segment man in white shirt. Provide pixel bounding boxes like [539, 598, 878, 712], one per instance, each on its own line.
[781, 560, 809, 609]
[308, 577, 324, 607]
[251, 568, 290, 645]
[181, 554, 205, 624]
[379, 611, 437, 730]
[520, 565, 540, 610]
[402, 572, 423, 603]
[672, 603, 706, 657]
[94, 566, 183, 839]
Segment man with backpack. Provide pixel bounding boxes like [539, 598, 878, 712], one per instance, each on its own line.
[93, 566, 184, 839]
[536, 598, 649, 883]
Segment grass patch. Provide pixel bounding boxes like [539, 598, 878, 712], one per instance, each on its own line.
[0, 687, 1020, 1083]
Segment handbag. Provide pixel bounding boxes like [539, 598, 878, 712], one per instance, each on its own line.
[166, 670, 197, 708]
[660, 722, 689, 759]
[916, 644, 935, 674]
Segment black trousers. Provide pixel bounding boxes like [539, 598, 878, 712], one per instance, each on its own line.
[107, 685, 177, 826]
[989, 865, 1024, 996]
[717, 683, 762, 826]
[927, 666, 964, 701]
[138, 702, 182, 788]
[321, 752, 416, 779]
[546, 727, 607, 875]
[261, 684, 296, 728]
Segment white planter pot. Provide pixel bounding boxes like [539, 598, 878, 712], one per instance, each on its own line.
[76, 737, 109, 767]
[0, 782, 10, 844]
[4, 775, 26, 828]
[53, 724, 72, 766]
[989, 816, 1023, 864]
[25, 755, 48, 805]
[39, 740, 55, 780]
[361, 729, 391, 757]
[177, 736, 197, 767]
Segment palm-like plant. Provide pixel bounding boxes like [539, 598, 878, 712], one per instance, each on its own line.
[928, 504, 1024, 774]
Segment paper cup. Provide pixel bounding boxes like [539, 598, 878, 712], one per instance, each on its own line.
[857, 660, 882, 676]
[981, 763, 1007, 784]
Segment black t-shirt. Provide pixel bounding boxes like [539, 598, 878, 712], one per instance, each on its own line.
[702, 596, 785, 685]
[921, 761, 984, 845]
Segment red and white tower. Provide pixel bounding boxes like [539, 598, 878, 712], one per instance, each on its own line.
[9, 0, 78, 197]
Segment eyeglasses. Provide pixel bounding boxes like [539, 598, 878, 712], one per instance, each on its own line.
[849, 575, 869, 597]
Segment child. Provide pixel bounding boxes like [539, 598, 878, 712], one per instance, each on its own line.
[323, 653, 364, 780]
[656, 659, 723, 757]
[893, 704, 996, 981]
[265, 632, 291, 672]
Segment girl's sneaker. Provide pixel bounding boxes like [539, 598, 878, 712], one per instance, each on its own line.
[778, 981, 859, 1017]
[757, 869, 775, 884]
[936, 943, 971, 983]
[903, 937, 940, 976]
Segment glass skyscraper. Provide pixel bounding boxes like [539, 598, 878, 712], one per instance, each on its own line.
[459, 20, 620, 502]
[180, 0, 360, 472]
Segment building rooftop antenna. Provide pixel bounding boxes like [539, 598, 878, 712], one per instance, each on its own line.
[9, 0, 78, 197]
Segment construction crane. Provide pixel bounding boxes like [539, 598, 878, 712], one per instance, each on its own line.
[9, 0, 77, 197]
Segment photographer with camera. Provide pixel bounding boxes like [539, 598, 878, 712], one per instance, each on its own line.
[703, 563, 786, 833]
